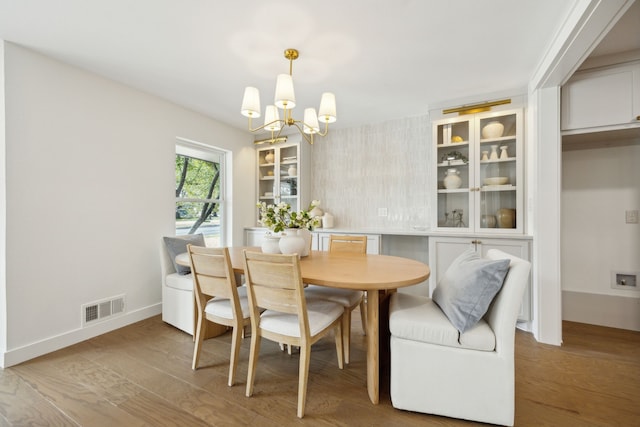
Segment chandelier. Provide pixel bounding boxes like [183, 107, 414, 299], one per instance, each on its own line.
[240, 48, 337, 145]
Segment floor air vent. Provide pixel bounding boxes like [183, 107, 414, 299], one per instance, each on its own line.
[82, 295, 125, 326]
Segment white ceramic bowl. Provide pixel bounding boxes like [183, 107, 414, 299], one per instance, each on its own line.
[483, 176, 509, 185]
[481, 121, 504, 139]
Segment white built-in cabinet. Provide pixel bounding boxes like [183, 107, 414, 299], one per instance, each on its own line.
[428, 236, 532, 321]
[256, 138, 310, 213]
[561, 61, 640, 133]
[432, 108, 524, 234]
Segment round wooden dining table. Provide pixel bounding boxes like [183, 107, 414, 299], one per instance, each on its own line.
[225, 246, 431, 404]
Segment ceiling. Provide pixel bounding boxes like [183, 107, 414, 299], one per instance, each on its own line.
[0, 0, 638, 133]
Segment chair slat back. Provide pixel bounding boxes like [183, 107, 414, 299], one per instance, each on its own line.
[188, 245, 239, 309]
[328, 235, 367, 254]
[243, 250, 307, 316]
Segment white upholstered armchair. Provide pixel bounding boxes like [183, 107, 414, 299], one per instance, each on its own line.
[389, 249, 531, 426]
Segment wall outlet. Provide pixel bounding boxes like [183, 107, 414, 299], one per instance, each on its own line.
[625, 210, 639, 224]
[612, 272, 637, 290]
[378, 207, 388, 217]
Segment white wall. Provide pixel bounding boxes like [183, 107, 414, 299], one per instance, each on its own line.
[1, 42, 255, 366]
[562, 142, 640, 330]
[311, 115, 430, 230]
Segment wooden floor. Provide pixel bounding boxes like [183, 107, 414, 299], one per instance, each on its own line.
[0, 313, 638, 426]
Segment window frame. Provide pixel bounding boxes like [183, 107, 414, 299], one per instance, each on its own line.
[175, 138, 229, 247]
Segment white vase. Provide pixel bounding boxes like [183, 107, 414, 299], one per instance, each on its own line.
[264, 152, 275, 163]
[279, 229, 306, 256]
[322, 212, 334, 228]
[287, 165, 297, 176]
[490, 145, 499, 160]
[443, 168, 462, 189]
[261, 234, 281, 254]
[297, 228, 312, 256]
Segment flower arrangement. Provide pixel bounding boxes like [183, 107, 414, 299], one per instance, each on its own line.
[257, 200, 321, 233]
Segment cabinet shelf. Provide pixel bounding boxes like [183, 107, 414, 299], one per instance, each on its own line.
[480, 136, 515, 144]
[437, 142, 469, 148]
[480, 158, 516, 164]
[438, 188, 469, 193]
[437, 161, 468, 168]
[481, 185, 516, 192]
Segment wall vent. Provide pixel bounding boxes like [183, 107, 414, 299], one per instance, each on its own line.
[82, 295, 126, 327]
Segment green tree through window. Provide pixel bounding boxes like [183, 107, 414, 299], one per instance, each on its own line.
[175, 146, 224, 246]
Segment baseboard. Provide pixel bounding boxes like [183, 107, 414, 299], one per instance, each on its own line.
[1, 303, 162, 368]
[562, 291, 640, 331]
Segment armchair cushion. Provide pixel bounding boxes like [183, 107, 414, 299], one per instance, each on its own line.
[390, 293, 495, 351]
[163, 234, 205, 275]
[165, 272, 194, 291]
[432, 248, 509, 333]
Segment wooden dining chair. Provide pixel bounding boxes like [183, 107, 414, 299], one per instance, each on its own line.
[305, 234, 367, 364]
[188, 245, 251, 386]
[242, 250, 344, 418]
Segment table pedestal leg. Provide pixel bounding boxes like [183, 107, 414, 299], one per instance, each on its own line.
[366, 290, 379, 404]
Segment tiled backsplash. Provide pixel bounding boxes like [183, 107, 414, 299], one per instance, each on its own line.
[310, 115, 432, 230]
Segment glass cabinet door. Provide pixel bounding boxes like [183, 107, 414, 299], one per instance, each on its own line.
[476, 112, 521, 232]
[278, 144, 299, 207]
[257, 148, 277, 206]
[434, 117, 474, 231]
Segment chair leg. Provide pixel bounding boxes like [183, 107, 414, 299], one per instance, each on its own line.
[297, 343, 311, 418]
[228, 323, 242, 386]
[192, 313, 205, 370]
[334, 321, 344, 370]
[245, 329, 261, 397]
[359, 299, 367, 335]
[343, 309, 352, 364]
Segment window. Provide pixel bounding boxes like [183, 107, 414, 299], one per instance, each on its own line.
[175, 141, 226, 247]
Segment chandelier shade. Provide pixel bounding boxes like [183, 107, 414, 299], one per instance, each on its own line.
[318, 92, 337, 123]
[303, 108, 320, 134]
[264, 105, 281, 132]
[241, 87, 261, 118]
[241, 48, 336, 145]
[274, 74, 296, 109]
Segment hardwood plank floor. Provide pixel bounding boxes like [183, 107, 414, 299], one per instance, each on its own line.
[0, 312, 638, 426]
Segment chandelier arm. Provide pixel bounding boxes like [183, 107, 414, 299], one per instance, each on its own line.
[315, 121, 330, 137]
[290, 121, 314, 145]
[271, 124, 285, 143]
[247, 116, 286, 133]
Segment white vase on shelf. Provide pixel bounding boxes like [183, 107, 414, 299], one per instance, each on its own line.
[323, 212, 334, 229]
[443, 168, 462, 189]
[489, 145, 499, 160]
[264, 152, 275, 163]
[500, 146, 509, 159]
